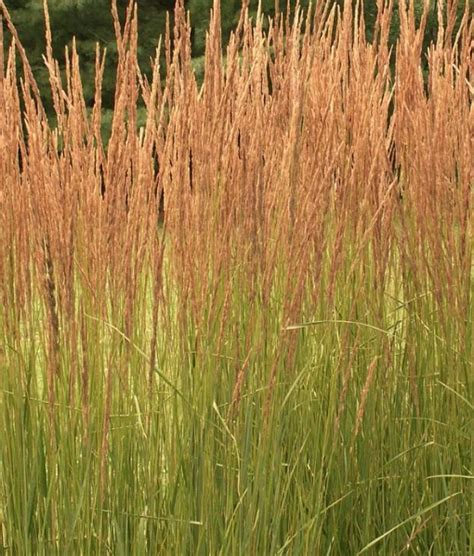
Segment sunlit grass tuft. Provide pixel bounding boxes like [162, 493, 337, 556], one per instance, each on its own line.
[0, 0, 472, 553]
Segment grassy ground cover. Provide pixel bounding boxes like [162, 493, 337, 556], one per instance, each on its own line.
[0, 0, 472, 553]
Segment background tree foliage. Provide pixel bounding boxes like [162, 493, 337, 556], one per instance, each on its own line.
[1, 0, 467, 118]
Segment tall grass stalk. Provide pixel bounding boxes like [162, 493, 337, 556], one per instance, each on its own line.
[0, 0, 472, 552]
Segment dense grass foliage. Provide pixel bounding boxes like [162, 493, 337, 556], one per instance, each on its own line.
[0, 0, 472, 553]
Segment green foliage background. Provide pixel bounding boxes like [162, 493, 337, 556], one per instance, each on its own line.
[1, 0, 466, 118]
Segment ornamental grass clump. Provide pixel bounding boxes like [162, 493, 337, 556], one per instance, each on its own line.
[0, 0, 472, 553]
